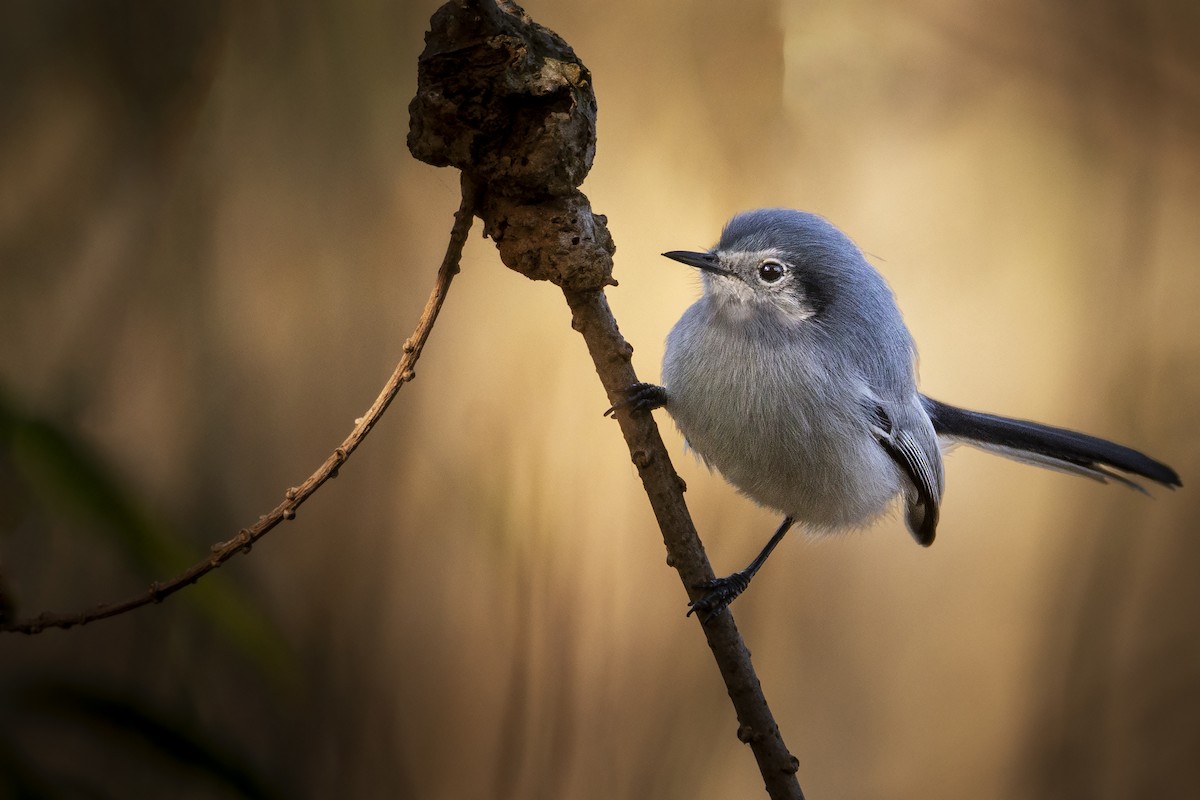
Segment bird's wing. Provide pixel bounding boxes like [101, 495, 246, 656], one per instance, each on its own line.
[869, 403, 943, 546]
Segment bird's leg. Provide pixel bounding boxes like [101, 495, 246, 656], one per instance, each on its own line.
[604, 382, 668, 417]
[688, 517, 795, 619]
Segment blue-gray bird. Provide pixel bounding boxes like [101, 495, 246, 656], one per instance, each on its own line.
[612, 208, 1181, 618]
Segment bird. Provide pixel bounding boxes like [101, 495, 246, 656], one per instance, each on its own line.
[610, 208, 1182, 618]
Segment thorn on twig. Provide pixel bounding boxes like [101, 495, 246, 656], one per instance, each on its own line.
[331, 447, 348, 477]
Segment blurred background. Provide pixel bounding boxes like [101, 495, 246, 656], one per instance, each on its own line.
[2, 0, 1198, 797]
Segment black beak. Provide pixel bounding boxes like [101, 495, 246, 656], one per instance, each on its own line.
[662, 250, 735, 277]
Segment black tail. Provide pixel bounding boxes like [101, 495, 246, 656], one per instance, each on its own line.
[921, 395, 1182, 492]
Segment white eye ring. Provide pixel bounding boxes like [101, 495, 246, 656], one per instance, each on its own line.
[757, 259, 787, 284]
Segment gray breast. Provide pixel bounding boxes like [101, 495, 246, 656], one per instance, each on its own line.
[662, 300, 903, 529]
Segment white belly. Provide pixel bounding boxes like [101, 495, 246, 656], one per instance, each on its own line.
[662, 306, 903, 530]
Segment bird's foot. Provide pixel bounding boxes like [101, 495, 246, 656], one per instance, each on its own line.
[686, 571, 752, 620]
[604, 382, 667, 417]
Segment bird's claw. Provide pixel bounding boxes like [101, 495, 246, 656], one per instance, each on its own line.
[686, 571, 751, 620]
[604, 382, 668, 418]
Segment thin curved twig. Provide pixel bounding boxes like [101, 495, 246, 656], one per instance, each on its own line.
[1, 177, 477, 635]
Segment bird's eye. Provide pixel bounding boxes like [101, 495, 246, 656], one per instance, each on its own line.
[757, 260, 786, 284]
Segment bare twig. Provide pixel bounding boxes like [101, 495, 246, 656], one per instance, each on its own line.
[1, 176, 477, 635]
[407, 2, 804, 797]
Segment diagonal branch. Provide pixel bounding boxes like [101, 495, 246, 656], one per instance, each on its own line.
[1, 176, 477, 635]
[407, 2, 804, 797]
[562, 289, 803, 800]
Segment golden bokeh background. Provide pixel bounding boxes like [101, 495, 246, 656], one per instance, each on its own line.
[2, 1, 1198, 797]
